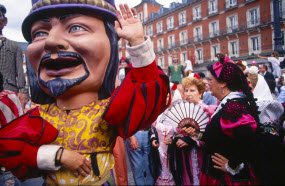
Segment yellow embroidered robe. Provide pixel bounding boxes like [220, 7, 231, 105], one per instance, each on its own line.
[39, 99, 117, 185]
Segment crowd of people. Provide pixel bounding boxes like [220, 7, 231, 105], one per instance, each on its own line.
[1, 1, 285, 186]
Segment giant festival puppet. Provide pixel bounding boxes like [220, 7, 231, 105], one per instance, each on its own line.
[0, 0, 170, 185]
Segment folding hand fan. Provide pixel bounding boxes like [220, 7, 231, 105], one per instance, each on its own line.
[160, 100, 209, 133]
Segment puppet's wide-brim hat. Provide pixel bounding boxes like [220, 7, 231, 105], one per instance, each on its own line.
[22, 0, 117, 42]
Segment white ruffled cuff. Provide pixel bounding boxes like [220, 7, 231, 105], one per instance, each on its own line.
[127, 36, 155, 68]
[37, 145, 61, 170]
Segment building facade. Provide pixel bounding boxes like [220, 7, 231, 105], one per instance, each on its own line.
[119, 0, 285, 73]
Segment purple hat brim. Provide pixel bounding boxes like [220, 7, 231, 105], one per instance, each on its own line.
[22, 4, 117, 42]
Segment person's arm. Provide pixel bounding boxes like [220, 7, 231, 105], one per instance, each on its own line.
[212, 101, 257, 175]
[128, 135, 139, 150]
[150, 126, 159, 148]
[14, 44, 26, 93]
[103, 5, 170, 139]
[257, 54, 268, 59]
[0, 107, 91, 178]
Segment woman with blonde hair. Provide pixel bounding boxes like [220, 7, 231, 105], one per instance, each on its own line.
[166, 77, 214, 185]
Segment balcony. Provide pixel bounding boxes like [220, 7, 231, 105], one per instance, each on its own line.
[193, 16, 202, 22]
[155, 47, 165, 53]
[178, 19, 187, 28]
[227, 26, 239, 33]
[225, 0, 238, 10]
[156, 30, 163, 35]
[244, 0, 255, 4]
[209, 31, 220, 38]
[180, 39, 188, 46]
[194, 36, 203, 42]
[208, 9, 218, 17]
[168, 43, 176, 49]
[167, 25, 174, 31]
[247, 19, 260, 29]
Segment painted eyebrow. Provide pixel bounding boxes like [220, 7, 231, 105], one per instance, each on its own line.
[40, 14, 82, 23]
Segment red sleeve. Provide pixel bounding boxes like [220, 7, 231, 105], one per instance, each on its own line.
[0, 107, 58, 179]
[103, 61, 170, 139]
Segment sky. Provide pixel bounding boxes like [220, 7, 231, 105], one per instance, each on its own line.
[1, 0, 181, 42]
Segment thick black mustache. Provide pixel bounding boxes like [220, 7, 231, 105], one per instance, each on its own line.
[39, 51, 84, 69]
[37, 51, 90, 97]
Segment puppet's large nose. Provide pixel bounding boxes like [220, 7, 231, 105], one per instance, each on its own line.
[44, 29, 69, 53]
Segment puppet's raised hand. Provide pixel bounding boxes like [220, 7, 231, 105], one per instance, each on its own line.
[115, 4, 145, 46]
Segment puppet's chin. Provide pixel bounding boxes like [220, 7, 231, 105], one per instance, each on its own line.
[38, 71, 89, 97]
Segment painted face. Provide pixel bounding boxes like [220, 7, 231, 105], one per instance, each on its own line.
[183, 84, 202, 104]
[26, 14, 111, 98]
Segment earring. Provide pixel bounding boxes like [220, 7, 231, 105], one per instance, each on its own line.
[221, 89, 225, 95]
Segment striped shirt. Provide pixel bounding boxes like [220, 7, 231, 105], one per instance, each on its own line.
[0, 37, 26, 93]
[0, 90, 23, 127]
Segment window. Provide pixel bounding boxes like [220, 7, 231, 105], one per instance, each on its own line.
[156, 21, 163, 34]
[180, 31, 188, 45]
[247, 8, 260, 28]
[180, 52, 187, 63]
[249, 36, 261, 54]
[168, 35, 175, 49]
[167, 16, 174, 30]
[147, 25, 153, 36]
[227, 15, 238, 33]
[226, 0, 237, 8]
[158, 56, 164, 68]
[211, 44, 220, 60]
[168, 55, 173, 65]
[228, 40, 239, 57]
[194, 26, 202, 41]
[157, 38, 164, 52]
[179, 11, 187, 25]
[208, 0, 218, 14]
[138, 12, 143, 22]
[209, 21, 219, 37]
[193, 5, 201, 20]
[196, 48, 203, 64]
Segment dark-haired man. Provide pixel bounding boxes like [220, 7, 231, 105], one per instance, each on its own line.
[0, 4, 26, 106]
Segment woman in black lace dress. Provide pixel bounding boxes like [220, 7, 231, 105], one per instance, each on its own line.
[200, 54, 260, 185]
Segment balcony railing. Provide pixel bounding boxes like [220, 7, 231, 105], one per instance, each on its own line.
[156, 47, 164, 52]
[193, 16, 202, 22]
[156, 29, 163, 35]
[179, 19, 187, 26]
[167, 25, 174, 31]
[209, 31, 220, 38]
[152, 18, 273, 54]
[247, 19, 260, 28]
[180, 39, 188, 45]
[208, 8, 218, 16]
[245, 0, 255, 4]
[194, 36, 203, 42]
[227, 26, 239, 33]
[225, 0, 238, 10]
